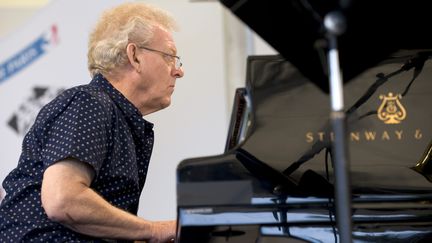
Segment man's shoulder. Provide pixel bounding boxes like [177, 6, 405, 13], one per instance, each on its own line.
[38, 83, 115, 121]
[59, 83, 113, 108]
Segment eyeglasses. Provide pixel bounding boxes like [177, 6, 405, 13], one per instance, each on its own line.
[138, 46, 182, 69]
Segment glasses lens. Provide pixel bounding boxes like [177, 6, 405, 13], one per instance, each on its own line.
[175, 58, 182, 69]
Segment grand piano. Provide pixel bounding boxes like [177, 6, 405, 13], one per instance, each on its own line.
[176, 1, 432, 242]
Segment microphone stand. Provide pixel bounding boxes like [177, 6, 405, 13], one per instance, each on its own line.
[324, 11, 352, 243]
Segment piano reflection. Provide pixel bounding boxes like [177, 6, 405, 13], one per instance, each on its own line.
[176, 0, 432, 242]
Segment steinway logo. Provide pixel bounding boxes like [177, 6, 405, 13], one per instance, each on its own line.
[377, 92, 406, 124]
[306, 129, 423, 143]
[305, 92, 423, 143]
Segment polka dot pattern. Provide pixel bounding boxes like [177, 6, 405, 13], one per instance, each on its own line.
[0, 74, 154, 242]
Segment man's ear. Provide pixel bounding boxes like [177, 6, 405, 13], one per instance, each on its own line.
[126, 43, 141, 73]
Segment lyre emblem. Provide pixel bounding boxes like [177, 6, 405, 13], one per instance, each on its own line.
[377, 92, 406, 124]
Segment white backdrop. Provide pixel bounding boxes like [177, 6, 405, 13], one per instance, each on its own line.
[0, 0, 228, 221]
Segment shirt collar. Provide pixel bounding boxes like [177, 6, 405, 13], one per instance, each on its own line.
[90, 73, 154, 128]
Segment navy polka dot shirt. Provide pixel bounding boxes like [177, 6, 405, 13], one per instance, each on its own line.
[0, 74, 154, 242]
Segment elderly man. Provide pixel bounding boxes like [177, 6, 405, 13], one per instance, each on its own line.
[0, 2, 183, 242]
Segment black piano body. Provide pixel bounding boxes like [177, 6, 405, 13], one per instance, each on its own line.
[176, 1, 432, 242]
[176, 53, 432, 242]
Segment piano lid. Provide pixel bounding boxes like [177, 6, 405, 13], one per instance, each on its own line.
[219, 0, 432, 92]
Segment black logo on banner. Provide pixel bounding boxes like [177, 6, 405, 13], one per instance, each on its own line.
[8, 86, 64, 136]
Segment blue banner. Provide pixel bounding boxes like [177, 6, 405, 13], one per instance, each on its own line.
[0, 35, 48, 84]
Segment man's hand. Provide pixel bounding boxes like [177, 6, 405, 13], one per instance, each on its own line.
[148, 220, 176, 243]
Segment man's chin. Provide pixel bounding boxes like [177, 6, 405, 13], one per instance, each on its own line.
[160, 99, 172, 110]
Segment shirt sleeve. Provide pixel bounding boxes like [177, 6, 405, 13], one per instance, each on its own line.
[38, 90, 112, 175]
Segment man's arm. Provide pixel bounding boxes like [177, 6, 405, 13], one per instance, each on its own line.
[41, 158, 175, 242]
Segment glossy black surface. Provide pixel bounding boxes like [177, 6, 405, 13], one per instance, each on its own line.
[176, 53, 432, 242]
[218, 0, 432, 92]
